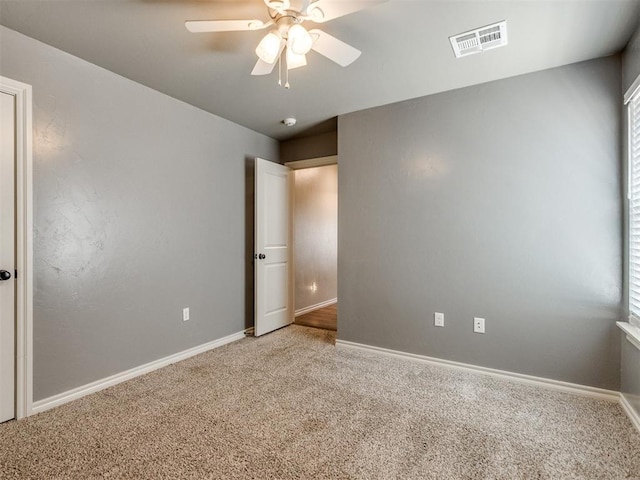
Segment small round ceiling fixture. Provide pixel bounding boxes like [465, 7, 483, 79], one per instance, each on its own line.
[283, 117, 297, 127]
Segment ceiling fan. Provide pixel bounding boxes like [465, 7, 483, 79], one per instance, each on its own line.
[185, 0, 384, 88]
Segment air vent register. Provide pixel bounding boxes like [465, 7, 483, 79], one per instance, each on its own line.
[449, 21, 508, 58]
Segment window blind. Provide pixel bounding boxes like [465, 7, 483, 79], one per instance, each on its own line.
[629, 91, 640, 319]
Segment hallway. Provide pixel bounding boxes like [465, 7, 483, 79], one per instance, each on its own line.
[294, 304, 337, 331]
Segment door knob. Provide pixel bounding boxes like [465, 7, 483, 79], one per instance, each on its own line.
[258, 254, 266, 260]
[0, 270, 11, 281]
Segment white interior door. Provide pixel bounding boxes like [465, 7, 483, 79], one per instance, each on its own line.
[255, 158, 293, 336]
[0, 91, 16, 423]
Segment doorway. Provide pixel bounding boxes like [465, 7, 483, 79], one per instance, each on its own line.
[286, 157, 338, 331]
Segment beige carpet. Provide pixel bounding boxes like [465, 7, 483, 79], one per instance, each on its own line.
[1, 325, 639, 479]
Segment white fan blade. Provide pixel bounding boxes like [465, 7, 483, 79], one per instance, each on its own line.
[291, 0, 312, 13]
[251, 59, 278, 75]
[309, 29, 361, 67]
[185, 19, 268, 33]
[307, 0, 386, 23]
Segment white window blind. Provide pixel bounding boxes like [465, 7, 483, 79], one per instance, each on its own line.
[629, 91, 640, 319]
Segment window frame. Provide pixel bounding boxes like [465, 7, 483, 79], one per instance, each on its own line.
[626, 75, 640, 328]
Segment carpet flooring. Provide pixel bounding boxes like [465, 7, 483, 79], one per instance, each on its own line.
[1, 325, 639, 479]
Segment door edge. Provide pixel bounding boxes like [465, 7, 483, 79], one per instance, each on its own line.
[0, 76, 33, 419]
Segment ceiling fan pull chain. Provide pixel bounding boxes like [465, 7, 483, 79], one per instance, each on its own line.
[278, 55, 282, 86]
[284, 48, 290, 88]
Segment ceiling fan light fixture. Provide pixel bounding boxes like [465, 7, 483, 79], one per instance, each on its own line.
[288, 24, 313, 55]
[286, 47, 307, 70]
[186, 0, 376, 88]
[256, 30, 283, 64]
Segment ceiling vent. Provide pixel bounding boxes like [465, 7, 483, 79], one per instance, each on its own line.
[449, 21, 507, 58]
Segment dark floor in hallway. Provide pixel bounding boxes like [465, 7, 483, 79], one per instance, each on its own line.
[294, 303, 337, 331]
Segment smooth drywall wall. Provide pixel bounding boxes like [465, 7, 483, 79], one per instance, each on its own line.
[281, 131, 337, 163]
[0, 26, 279, 401]
[294, 165, 338, 311]
[338, 56, 622, 389]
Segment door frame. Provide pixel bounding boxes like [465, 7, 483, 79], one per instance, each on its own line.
[284, 155, 338, 326]
[284, 155, 337, 171]
[0, 76, 33, 420]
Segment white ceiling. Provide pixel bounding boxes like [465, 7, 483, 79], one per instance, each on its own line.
[1, 0, 639, 140]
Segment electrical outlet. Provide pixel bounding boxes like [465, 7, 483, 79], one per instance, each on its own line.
[434, 312, 444, 327]
[473, 317, 485, 334]
[183, 307, 190, 322]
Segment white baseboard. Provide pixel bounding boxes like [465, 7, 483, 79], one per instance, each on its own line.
[28, 329, 640, 435]
[295, 298, 337, 317]
[620, 393, 640, 433]
[31, 329, 248, 416]
[335, 339, 619, 403]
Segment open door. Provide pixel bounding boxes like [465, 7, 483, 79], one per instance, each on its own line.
[0, 91, 16, 422]
[254, 158, 293, 336]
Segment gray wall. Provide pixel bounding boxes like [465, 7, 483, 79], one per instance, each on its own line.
[294, 165, 338, 311]
[338, 56, 622, 390]
[0, 26, 279, 401]
[281, 131, 337, 163]
[622, 23, 640, 421]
